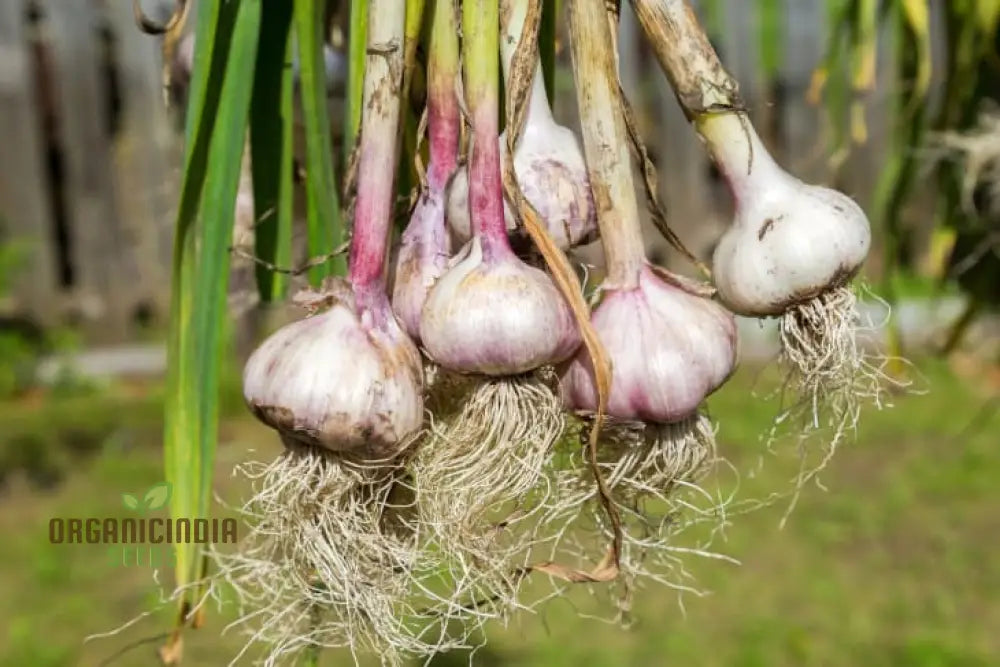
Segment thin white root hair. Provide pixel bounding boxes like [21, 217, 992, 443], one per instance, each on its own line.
[772, 284, 903, 520]
[407, 369, 565, 621]
[542, 414, 736, 621]
[210, 439, 470, 665]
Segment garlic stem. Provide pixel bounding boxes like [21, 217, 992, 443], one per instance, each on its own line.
[629, 0, 741, 119]
[500, 0, 555, 128]
[568, 0, 644, 288]
[348, 0, 406, 295]
[463, 0, 510, 259]
[426, 0, 460, 189]
[630, 0, 781, 204]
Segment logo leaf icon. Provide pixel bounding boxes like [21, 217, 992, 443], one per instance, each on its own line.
[122, 493, 139, 511]
[143, 482, 172, 511]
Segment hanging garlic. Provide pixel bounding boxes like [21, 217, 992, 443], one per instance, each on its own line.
[391, 0, 460, 340]
[243, 280, 423, 457]
[562, 265, 736, 423]
[409, 0, 580, 613]
[632, 0, 886, 495]
[701, 114, 870, 316]
[221, 3, 435, 660]
[550, 0, 737, 601]
[420, 237, 580, 374]
[445, 0, 597, 251]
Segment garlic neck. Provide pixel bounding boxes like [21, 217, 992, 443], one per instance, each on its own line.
[348, 1, 405, 293]
[468, 105, 514, 262]
[426, 0, 461, 190]
[426, 88, 461, 190]
[697, 112, 784, 206]
[500, 0, 556, 130]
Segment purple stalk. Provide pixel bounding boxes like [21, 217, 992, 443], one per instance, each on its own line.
[348, 1, 406, 304]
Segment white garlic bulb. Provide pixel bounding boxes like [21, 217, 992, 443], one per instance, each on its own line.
[420, 237, 581, 375]
[243, 281, 424, 458]
[445, 2, 596, 251]
[562, 265, 737, 423]
[446, 123, 596, 250]
[705, 114, 871, 316]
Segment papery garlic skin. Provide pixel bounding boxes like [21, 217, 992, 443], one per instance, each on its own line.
[392, 188, 451, 340]
[705, 114, 871, 316]
[446, 13, 597, 252]
[446, 127, 597, 250]
[562, 265, 737, 423]
[420, 237, 581, 375]
[243, 283, 423, 458]
[505, 122, 596, 248]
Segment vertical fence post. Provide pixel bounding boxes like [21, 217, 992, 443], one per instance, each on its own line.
[780, 0, 826, 181]
[44, 0, 130, 339]
[0, 0, 59, 321]
[105, 0, 180, 326]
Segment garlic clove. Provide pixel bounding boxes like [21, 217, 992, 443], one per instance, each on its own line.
[243, 283, 424, 457]
[391, 188, 451, 340]
[562, 265, 737, 423]
[420, 237, 582, 375]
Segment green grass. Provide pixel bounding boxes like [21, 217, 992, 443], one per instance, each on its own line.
[1, 358, 998, 666]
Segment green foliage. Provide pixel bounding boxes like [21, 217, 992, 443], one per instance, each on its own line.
[755, 0, 782, 83]
[162, 0, 262, 633]
[346, 0, 369, 160]
[250, 1, 296, 302]
[811, 1, 1000, 331]
[296, 0, 346, 284]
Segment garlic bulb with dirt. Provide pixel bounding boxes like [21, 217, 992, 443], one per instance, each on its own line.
[550, 0, 737, 599]
[410, 0, 580, 611]
[221, 3, 434, 660]
[632, 0, 886, 491]
[243, 280, 423, 458]
[391, 0, 460, 340]
[445, 0, 597, 250]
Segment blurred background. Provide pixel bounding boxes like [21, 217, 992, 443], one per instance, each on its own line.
[0, 0, 998, 665]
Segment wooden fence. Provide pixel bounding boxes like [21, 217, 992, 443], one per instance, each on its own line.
[0, 0, 945, 344]
[0, 0, 179, 342]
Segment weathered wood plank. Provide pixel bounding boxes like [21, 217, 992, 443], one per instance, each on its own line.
[0, 0, 59, 319]
[105, 0, 179, 323]
[43, 0, 129, 338]
[780, 0, 826, 181]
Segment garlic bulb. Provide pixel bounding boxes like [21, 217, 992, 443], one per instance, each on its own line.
[703, 114, 871, 317]
[420, 237, 580, 375]
[446, 124, 596, 250]
[445, 0, 597, 250]
[562, 265, 736, 422]
[243, 281, 424, 458]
